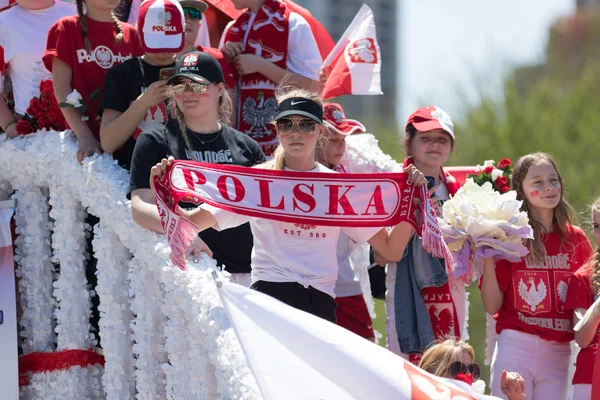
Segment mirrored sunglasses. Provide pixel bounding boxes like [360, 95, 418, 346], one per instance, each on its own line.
[449, 361, 480, 381]
[168, 81, 208, 96]
[182, 7, 203, 20]
[275, 118, 317, 134]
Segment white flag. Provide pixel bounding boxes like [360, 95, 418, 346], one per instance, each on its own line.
[322, 4, 382, 100]
[217, 280, 499, 399]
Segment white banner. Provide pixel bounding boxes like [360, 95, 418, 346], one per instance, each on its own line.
[216, 278, 499, 400]
[0, 199, 17, 400]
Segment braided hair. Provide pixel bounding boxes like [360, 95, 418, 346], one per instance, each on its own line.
[76, 0, 124, 53]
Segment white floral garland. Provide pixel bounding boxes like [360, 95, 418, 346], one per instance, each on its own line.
[50, 189, 94, 350]
[19, 364, 105, 400]
[12, 187, 56, 353]
[92, 223, 135, 399]
[0, 130, 417, 399]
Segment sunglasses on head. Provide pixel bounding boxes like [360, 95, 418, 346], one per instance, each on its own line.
[182, 6, 203, 20]
[449, 361, 480, 381]
[275, 118, 317, 134]
[168, 80, 208, 96]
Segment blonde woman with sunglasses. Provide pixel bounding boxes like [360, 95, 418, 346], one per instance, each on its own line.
[128, 51, 265, 287]
[148, 88, 428, 322]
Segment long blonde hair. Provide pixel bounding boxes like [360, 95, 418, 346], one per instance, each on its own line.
[264, 87, 325, 170]
[169, 86, 233, 151]
[419, 339, 475, 378]
[587, 197, 600, 295]
[511, 152, 574, 261]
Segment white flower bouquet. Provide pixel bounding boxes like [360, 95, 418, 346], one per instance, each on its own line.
[439, 163, 533, 282]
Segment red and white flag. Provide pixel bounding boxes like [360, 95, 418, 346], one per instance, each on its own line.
[217, 279, 498, 400]
[321, 4, 382, 100]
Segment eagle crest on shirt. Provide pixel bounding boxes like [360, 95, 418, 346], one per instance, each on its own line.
[428, 304, 453, 338]
[242, 91, 277, 139]
[518, 278, 547, 312]
[557, 280, 568, 304]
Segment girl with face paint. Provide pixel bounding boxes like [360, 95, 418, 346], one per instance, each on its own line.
[480, 152, 593, 400]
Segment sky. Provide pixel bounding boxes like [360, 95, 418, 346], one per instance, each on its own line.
[398, 0, 575, 125]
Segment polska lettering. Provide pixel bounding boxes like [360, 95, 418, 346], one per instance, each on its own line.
[152, 24, 177, 32]
[518, 312, 570, 331]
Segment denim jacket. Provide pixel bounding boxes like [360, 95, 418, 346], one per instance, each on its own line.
[394, 236, 448, 354]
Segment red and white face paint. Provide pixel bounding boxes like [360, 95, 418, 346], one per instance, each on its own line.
[522, 161, 562, 210]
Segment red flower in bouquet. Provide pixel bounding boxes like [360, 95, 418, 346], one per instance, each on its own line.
[15, 80, 65, 135]
[40, 80, 54, 96]
[467, 158, 513, 193]
[497, 158, 512, 170]
[495, 176, 511, 193]
[15, 120, 34, 135]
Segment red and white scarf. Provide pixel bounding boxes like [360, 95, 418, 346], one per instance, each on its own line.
[403, 157, 462, 361]
[224, 0, 290, 157]
[153, 161, 455, 270]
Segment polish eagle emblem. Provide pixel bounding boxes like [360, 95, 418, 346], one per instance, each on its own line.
[242, 92, 278, 139]
[428, 304, 454, 338]
[557, 280, 568, 304]
[518, 277, 548, 312]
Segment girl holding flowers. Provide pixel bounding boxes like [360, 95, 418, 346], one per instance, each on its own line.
[480, 152, 593, 399]
[379, 105, 467, 362]
[564, 197, 600, 400]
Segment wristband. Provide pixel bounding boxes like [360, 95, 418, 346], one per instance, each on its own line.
[3, 120, 16, 132]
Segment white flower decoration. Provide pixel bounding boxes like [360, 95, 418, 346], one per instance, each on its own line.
[491, 168, 503, 181]
[472, 379, 486, 394]
[483, 159, 495, 168]
[65, 89, 84, 108]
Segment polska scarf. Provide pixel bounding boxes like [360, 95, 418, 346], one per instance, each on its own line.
[153, 160, 455, 271]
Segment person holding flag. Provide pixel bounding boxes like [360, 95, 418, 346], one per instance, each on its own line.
[218, 0, 324, 157]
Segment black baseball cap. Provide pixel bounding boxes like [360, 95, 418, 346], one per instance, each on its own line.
[274, 97, 323, 123]
[167, 51, 224, 85]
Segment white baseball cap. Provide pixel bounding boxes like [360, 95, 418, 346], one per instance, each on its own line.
[138, 0, 186, 54]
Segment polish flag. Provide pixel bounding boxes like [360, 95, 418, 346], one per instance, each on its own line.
[321, 4, 382, 100]
[216, 278, 498, 399]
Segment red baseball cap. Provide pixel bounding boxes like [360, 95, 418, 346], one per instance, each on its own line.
[138, 0, 185, 54]
[405, 106, 454, 139]
[323, 103, 366, 136]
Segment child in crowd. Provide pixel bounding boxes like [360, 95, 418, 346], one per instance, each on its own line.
[219, 0, 322, 156]
[100, 0, 184, 170]
[316, 102, 374, 340]
[44, 0, 143, 164]
[175, 0, 235, 88]
[480, 153, 593, 399]
[378, 106, 466, 364]
[149, 88, 427, 322]
[129, 51, 264, 287]
[420, 339, 527, 400]
[564, 196, 600, 400]
[0, 0, 74, 137]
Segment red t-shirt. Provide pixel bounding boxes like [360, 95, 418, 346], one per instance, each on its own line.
[494, 226, 593, 342]
[197, 45, 235, 89]
[43, 15, 144, 138]
[564, 266, 598, 384]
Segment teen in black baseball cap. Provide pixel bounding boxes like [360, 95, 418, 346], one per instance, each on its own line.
[167, 51, 225, 86]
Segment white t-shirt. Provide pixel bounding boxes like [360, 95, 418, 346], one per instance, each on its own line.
[0, 1, 75, 114]
[219, 10, 322, 81]
[202, 163, 380, 298]
[333, 232, 363, 297]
